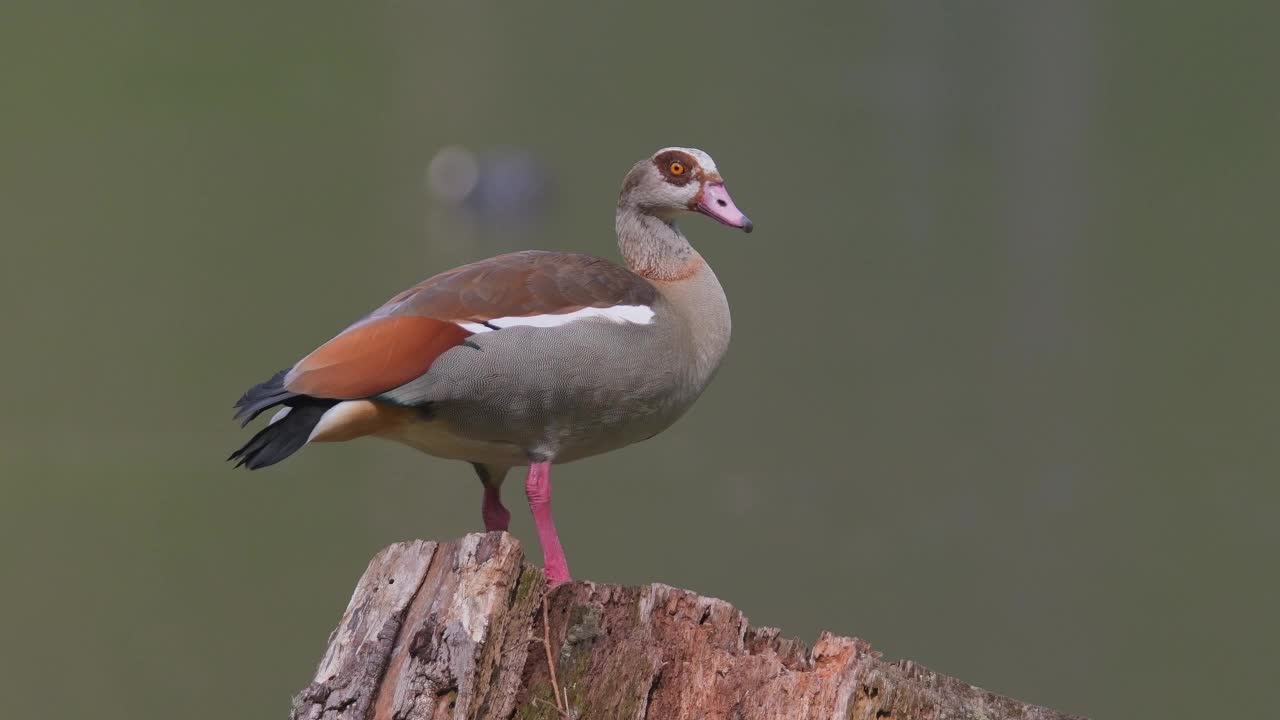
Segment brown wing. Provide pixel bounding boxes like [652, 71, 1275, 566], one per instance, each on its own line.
[284, 251, 656, 399]
[384, 250, 657, 322]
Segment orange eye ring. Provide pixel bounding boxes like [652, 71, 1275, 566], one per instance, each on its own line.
[669, 161, 685, 175]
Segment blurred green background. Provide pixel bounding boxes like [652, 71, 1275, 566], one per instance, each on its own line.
[2, 2, 1276, 718]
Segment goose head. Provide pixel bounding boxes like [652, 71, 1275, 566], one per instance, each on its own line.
[619, 147, 753, 233]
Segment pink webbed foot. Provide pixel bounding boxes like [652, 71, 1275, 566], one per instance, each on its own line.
[482, 485, 511, 532]
[525, 460, 571, 586]
[473, 463, 511, 532]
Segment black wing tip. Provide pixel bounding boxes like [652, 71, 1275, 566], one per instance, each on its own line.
[231, 368, 295, 426]
[226, 447, 250, 469]
[227, 400, 332, 471]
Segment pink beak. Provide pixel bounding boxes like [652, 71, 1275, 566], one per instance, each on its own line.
[695, 182, 753, 233]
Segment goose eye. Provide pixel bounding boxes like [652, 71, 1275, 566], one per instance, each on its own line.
[669, 161, 685, 175]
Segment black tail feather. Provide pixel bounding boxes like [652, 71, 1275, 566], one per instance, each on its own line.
[228, 400, 333, 470]
[232, 369, 296, 427]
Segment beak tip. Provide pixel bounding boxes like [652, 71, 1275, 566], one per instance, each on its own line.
[742, 218, 754, 233]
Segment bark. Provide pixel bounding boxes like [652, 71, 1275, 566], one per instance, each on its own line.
[291, 533, 1084, 720]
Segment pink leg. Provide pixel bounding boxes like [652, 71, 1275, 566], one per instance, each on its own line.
[525, 460, 571, 586]
[482, 485, 511, 532]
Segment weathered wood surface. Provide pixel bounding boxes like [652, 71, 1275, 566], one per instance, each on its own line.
[291, 533, 1083, 720]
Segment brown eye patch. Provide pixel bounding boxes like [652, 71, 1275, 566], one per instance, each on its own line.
[653, 150, 698, 187]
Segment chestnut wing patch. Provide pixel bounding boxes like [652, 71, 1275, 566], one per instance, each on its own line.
[283, 251, 655, 400]
[285, 316, 470, 399]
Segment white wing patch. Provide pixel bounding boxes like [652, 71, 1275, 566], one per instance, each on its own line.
[458, 305, 655, 333]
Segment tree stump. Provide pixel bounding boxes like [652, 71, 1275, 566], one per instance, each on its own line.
[290, 533, 1083, 720]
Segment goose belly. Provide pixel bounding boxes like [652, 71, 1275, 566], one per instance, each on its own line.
[380, 319, 702, 464]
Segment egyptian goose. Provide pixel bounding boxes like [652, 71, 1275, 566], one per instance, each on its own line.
[230, 147, 752, 585]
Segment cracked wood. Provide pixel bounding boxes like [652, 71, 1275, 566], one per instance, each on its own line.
[291, 534, 1085, 720]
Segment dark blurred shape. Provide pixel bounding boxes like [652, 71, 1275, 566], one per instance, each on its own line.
[426, 145, 555, 222]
